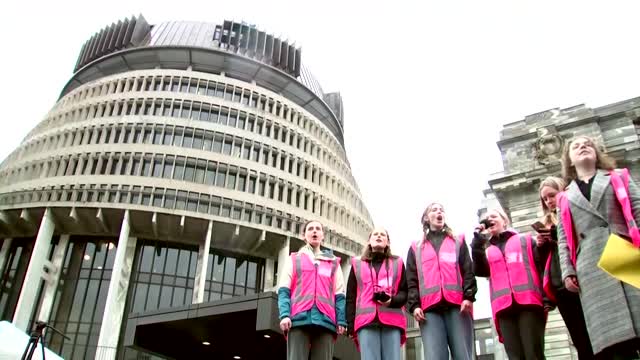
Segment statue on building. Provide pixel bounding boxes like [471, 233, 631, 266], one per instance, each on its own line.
[534, 126, 564, 166]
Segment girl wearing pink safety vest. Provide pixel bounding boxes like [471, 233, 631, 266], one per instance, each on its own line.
[346, 227, 407, 360]
[556, 136, 640, 359]
[471, 208, 548, 360]
[347, 227, 407, 360]
[277, 220, 347, 360]
[536, 176, 594, 359]
[406, 202, 476, 360]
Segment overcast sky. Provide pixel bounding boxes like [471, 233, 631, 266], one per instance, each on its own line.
[2, 0, 639, 318]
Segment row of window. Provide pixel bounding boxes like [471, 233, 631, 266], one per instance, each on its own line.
[10, 118, 364, 213]
[0, 185, 363, 253]
[20, 95, 355, 189]
[2, 148, 367, 233]
[52, 71, 345, 160]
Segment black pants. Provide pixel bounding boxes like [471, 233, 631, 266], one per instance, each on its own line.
[498, 305, 546, 360]
[596, 338, 640, 360]
[556, 289, 594, 359]
[287, 325, 335, 360]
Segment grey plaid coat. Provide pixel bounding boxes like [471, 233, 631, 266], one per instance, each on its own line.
[557, 169, 640, 354]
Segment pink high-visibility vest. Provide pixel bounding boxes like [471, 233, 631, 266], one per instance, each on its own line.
[290, 252, 340, 324]
[411, 235, 464, 310]
[542, 250, 557, 304]
[352, 256, 406, 345]
[558, 169, 640, 269]
[486, 233, 543, 343]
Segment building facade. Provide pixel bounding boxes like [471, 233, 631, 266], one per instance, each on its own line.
[0, 16, 373, 360]
[479, 97, 640, 359]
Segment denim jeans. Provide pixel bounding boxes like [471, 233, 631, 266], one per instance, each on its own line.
[358, 325, 402, 360]
[419, 307, 473, 360]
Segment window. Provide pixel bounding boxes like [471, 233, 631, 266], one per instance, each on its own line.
[163, 156, 174, 179]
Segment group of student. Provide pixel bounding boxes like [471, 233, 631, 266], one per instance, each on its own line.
[277, 135, 640, 360]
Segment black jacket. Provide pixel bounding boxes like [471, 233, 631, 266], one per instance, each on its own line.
[345, 253, 407, 335]
[406, 229, 477, 314]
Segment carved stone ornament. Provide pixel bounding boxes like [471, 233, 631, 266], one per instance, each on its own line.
[534, 126, 564, 165]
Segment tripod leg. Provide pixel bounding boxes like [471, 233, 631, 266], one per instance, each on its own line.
[40, 334, 46, 360]
[21, 337, 37, 360]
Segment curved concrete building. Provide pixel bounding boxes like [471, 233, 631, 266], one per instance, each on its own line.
[0, 15, 372, 360]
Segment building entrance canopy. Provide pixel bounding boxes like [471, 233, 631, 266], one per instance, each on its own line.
[124, 292, 358, 359]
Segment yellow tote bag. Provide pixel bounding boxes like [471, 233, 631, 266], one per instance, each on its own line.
[598, 233, 640, 289]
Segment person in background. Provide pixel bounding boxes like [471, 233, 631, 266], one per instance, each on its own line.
[406, 202, 476, 360]
[278, 220, 346, 360]
[536, 176, 594, 359]
[472, 208, 548, 360]
[556, 136, 640, 359]
[346, 227, 407, 360]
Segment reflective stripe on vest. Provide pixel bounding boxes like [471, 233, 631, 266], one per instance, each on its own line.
[542, 250, 557, 304]
[412, 235, 463, 308]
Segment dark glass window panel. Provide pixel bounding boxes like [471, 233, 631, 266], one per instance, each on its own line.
[163, 157, 174, 179]
[222, 139, 232, 155]
[195, 164, 206, 184]
[153, 129, 163, 144]
[213, 135, 223, 153]
[173, 128, 184, 147]
[183, 130, 194, 148]
[227, 173, 236, 190]
[163, 129, 173, 145]
[237, 174, 246, 191]
[170, 160, 183, 181]
[172, 288, 185, 307]
[193, 133, 204, 150]
[247, 262, 257, 288]
[203, 134, 213, 151]
[248, 177, 256, 193]
[152, 159, 162, 177]
[176, 250, 190, 277]
[224, 257, 235, 283]
[141, 158, 152, 177]
[175, 191, 187, 210]
[147, 284, 160, 310]
[215, 168, 226, 187]
[184, 164, 195, 182]
[164, 190, 175, 209]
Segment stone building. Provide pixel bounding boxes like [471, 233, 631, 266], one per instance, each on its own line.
[480, 96, 640, 359]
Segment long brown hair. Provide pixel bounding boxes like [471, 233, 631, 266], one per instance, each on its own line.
[538, 176, 566, 226]
[561, 135, 616, 183]
[421, 202, 455, 243]
[361, 228, 396, 261]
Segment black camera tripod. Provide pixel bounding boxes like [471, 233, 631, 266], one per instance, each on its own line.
[21, 321, 69, 360]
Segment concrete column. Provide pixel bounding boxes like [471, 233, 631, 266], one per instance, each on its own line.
[96, 210, 137, 360]
[0, 238, 13, 276]
[282, 183, 289, 205]
[13, 209, 55, 331]
[275, 237, 290, 289]
[36, 234, 69, 324]
[264, 258, 276, 292]
[290, 185, 297, 207]
[193, 221, 213, 304]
